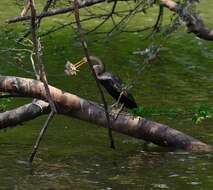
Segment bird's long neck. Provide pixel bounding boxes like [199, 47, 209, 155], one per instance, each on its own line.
[89, 56, 105, 72]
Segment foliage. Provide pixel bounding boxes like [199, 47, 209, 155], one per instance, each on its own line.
[0, 97, 12, 112]
[130, 104, 213, 124]
[190, 105, 213, 124]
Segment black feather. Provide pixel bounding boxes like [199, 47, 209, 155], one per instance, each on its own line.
[97, 72, 137, 109]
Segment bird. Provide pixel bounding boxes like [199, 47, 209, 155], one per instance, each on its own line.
[65, 56, 137, 109]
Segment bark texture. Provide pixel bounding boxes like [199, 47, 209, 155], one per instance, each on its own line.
[160, 0, 213, 41]
[0, 100, 49, 129]
[0, 76, 212, 152]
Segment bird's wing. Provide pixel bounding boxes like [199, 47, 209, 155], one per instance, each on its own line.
[98, 72, 137, 108]
[100, 72, 123, 91]
[104, 74, 136, 100]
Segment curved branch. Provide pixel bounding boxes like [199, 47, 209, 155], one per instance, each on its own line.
[7, 0, 213, 41]
[6, 0, 105, 23]
[0, 76, 212, 152]
[0, 100, 50, 129]
[160, 0, 213, 41]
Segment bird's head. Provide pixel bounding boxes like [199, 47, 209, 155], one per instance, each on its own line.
[70, 55, 105, 76]
[92, 64, 104, 75]
[84, 56, 105, 75]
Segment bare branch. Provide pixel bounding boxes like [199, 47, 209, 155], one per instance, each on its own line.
[29, 0, 57, 162]
[0, 100, 50, 129]
[18, 0, 54, 42]
[73, 0, 115, 149]
[6, 0, 106, 24]
[86, 0, 118, 34]
[160, 0, 213, 41]
[29, 110, 55, 163]
[29, 0, 57, 112]
[20, 0, 31, 17]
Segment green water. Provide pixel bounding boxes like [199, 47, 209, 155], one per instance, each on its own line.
[0, 1, 213, 189]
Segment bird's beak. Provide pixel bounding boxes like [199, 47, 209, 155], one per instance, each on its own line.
[64, 58, 88, 76]
[74, 58, 88, 69]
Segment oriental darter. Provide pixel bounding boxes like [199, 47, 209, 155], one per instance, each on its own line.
[65, 56, 137, 109]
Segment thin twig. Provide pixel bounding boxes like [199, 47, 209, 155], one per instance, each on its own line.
[86, 0, 118, 34]
[29, 0, 57, 163]
[29, 0, 56, 112]
[106, 1, 146, 36]
[39, 14, 109, 37]
[153, 5, 164, 32]
[7, 0, 106, 24]
[18, 0, 54, 42]
[29, 111, 55, 163]
[73, 0, 115, 149]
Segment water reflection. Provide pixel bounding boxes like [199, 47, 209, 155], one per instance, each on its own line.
[1, 141, 213, 189]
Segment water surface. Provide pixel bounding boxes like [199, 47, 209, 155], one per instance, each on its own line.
[0, 1, 213, 189]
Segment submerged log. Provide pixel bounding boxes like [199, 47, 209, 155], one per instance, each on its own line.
[0, 76, 212, 152]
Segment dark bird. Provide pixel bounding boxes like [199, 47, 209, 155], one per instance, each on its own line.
[66, 56, 137, 109]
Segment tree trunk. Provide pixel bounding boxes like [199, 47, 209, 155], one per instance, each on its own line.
[0, 76, 212, 152]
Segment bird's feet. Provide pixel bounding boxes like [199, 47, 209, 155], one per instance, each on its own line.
[110, 104, 124, 120]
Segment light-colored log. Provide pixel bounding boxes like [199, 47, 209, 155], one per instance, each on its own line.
[0, 76, 212, 152]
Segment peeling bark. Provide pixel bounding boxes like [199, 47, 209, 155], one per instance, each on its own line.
[0, 76, 81, 109]
[0, 100, 49, 128]
[0, 76, 212, 152]
[160, 0, 213, 41]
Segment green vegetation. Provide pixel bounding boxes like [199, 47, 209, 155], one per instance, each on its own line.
[0, 97, 12, 111]
[131, 104, 213, 124]
[0, 0, 213, 189]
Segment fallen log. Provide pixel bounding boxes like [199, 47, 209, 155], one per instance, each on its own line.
[0, 76, 212, 152]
